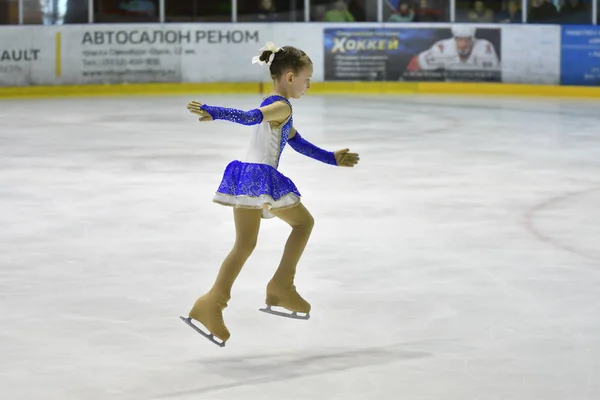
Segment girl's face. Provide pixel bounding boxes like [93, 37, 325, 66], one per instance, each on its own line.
[283, 64, 313, 99]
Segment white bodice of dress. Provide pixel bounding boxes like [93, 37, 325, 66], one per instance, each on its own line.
[242, 116, 292, 169]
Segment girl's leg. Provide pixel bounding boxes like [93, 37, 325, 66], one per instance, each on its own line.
[210, 207, 263, 299]
[266, 203, 315, 313]
[189, 207, 262, 342]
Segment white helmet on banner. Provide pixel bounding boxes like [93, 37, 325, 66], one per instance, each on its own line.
[451, 25, 476, 38]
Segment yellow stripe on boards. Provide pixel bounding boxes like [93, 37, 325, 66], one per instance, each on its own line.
[1, 82, 600, 99]
[55, 32, 62, 78]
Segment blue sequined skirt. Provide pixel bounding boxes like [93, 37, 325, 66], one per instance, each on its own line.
[213, 160, 301, 219]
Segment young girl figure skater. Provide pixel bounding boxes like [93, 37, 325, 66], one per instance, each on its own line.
[181, 42, 359, 347]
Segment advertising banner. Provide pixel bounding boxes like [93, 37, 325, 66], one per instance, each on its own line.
[0, 24, 268, 86]
[61, 25, 265, 85]
[323, 26, 502, 82]
[560, 26, 600, 86]
[0, 26, 58, 86]
[500, 25, 560, 85]
[0, 23, 577, 89]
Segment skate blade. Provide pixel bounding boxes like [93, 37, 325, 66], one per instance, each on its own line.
[259, 305, 310, 320]
[179, 316, 226, 347]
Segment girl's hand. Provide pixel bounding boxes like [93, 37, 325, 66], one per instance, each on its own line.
[334, 148, 359, 167]
[187, 101, 213, 122]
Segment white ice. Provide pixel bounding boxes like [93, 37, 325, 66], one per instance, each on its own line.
[1, 93, 599, 400]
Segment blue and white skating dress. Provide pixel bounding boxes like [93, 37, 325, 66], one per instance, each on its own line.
[212, 95, 300, 219]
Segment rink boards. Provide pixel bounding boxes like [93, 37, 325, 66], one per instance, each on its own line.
[0, 23, 599, 97]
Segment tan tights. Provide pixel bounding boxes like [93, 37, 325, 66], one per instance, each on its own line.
[191, 202, 314, 342]
[209, 202, 314, 301]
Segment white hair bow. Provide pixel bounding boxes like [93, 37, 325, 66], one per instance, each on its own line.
[251, 41, 282, 67]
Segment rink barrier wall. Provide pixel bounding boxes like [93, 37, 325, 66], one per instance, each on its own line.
[1, 23, 599, 99]
[3, 82, 600, 100]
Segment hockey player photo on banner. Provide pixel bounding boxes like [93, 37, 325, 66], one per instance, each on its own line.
[323, 25, 501, 82]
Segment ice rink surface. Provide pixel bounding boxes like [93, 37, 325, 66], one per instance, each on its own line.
[1, 93, 599, 400]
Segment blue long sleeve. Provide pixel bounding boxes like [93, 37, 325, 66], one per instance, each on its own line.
[287, 131, 337, 165]
[200, 104, 264, 126]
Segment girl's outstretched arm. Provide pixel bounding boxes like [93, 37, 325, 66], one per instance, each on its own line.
[187, 101, 291, 126]
[287, 127, 359, 167]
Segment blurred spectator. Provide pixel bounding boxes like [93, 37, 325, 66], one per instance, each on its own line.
[496, 0, 523, 22]
[239, 0, 303, 22]
[164, 0, 230, 22]
[310, 2, 327, 20]
[388, 1, 416, 21]
[64, 0, 89, 23]
[557, 0, 591, 24]
[528, 0, 558, 22]
[252, 0, 281, 21]
[324, 0, 356, 21]
[414, 0, 443, 21]
[0, 0, 18, 24]
[117, 0, 155, 17]
[0, 0, 88, 25]
[468, 0, 494, 21]
[347, 0, 367, 21]
[94, 0, 159, 22]
[21, 0, 45, 23]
